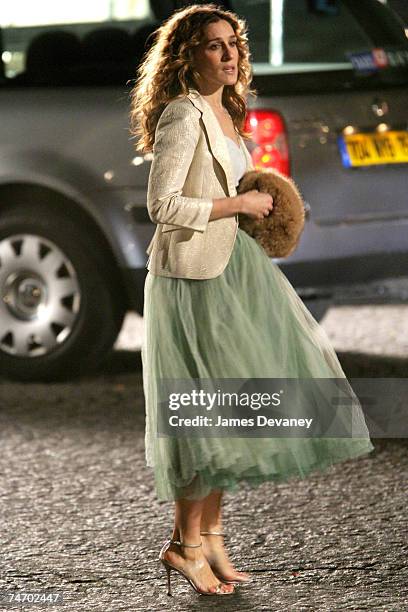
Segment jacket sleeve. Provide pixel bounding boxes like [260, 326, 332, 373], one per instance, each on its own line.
[146, 100, 213, 232]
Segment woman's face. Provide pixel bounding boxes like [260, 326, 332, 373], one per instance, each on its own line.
[192, 19, 239, 90]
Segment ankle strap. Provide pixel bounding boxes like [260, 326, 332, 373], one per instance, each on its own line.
[170, 539, 202, 548]
[200, 531, 226, 537]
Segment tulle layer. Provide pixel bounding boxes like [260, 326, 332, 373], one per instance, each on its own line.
[141, 228, 374, 501]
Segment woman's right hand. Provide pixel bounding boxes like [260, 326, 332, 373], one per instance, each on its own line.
[237, 190, 274, 221]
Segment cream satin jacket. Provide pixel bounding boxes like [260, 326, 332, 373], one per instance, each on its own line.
[145, 87, 254, 279]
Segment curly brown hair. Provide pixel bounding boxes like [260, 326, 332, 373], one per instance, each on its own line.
[129, 3, 257, 154]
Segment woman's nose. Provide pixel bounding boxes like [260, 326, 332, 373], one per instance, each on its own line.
[223, 48, 233, 59]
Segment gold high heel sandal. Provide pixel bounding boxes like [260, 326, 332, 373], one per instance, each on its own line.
[200, 531, 253, 585]
[159, 539, 235, 597]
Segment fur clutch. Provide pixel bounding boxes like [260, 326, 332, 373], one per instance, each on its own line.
[237, 168, 306, 258]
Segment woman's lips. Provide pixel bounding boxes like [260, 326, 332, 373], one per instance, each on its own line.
[223, 67, 236, 74]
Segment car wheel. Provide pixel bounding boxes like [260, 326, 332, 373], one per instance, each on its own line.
[0, 207, 126, 382]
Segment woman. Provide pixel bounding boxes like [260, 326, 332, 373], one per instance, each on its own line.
[129, 3, 374, 598]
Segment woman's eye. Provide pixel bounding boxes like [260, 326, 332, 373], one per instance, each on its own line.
[210, 42, 237, 50]
[210, 40, 237, 49]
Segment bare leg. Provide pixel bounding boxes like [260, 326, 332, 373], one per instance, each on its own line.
[200, 489, 251, 582]
[163, 493, 234, 594]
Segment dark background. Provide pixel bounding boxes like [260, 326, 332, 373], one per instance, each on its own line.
[387, 0, 408, 23]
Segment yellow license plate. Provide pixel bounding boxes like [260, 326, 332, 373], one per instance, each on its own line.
[339, 130, 408, 167]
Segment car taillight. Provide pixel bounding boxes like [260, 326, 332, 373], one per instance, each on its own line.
[244, 110, 290, 176]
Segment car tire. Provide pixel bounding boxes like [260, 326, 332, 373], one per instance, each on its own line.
[0, 206, 126, 382]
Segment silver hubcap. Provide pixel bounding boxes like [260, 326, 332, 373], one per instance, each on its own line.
[0, 234, 81, 357]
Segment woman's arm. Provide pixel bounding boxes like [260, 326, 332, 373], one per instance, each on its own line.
[209, 195, 241, 221]
[212, 191, 274, 222]
[147, 98, 249, 228]
[147, 100, 215, 232]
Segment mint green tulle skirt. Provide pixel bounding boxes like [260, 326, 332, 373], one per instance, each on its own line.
[141, 228, 374, 501]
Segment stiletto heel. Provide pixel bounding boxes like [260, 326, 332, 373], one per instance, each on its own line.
[159, 538, 234, 596]
[200, 531, 252, 585]
[164, 564, 172, 596]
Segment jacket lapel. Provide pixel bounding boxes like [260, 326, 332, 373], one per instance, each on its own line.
[186, 88, 253, 195]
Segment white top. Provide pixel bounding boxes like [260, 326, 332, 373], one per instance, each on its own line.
[224, 135, 247, 187]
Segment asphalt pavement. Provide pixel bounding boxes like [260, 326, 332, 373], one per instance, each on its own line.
[1, 312, 408, 611]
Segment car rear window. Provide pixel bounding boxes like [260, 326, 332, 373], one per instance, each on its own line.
[0, 2, 156, 86]
[232, 0, 408, 83]
[0, 0, 407, 88]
